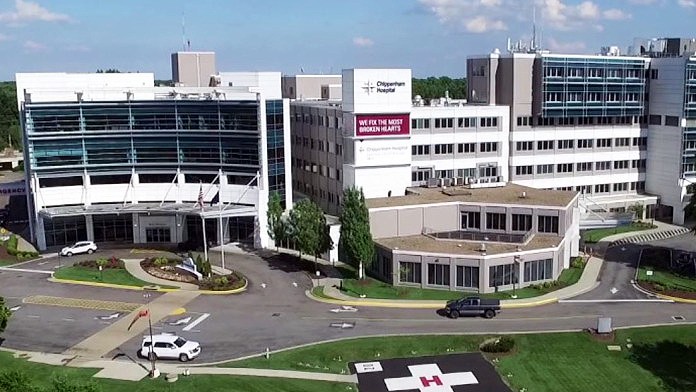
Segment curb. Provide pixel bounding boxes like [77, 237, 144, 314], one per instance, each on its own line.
[650, 291, 696, 304]
[633, 248, 696, 304]
[306, 288, 559, 309]
[48, 277, 248, 295]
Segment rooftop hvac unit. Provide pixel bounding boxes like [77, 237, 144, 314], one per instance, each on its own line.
[455, 177, 464, 186]
[426, 178, 439, 188]
[442, 178, 453, 187]
[497, 175, 504, 182]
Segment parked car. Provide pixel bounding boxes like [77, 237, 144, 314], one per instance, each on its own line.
[139, 333, 201, 362]
[444, 296, 501, 319]
[60, 241, 98, 257]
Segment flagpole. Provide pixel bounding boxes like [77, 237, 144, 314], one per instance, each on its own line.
[148, 310, 155, 375]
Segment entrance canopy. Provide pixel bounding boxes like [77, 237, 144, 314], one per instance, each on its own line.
[38, 202, 257, 219]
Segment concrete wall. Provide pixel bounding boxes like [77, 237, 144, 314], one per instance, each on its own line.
[171, 52, 217, 87]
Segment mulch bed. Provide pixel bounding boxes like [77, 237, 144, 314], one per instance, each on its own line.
[586, 329, 616, 342]
[637, 281, 696, 300]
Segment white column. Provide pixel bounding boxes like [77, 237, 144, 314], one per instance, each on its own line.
[36, 216, 46, 251]
[85, 215, 94, 241]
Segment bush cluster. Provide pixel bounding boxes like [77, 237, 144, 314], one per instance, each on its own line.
[3, 234, 39, 259]
[528, 280, 562, 290]
[199, 272, 246, 291]
[76, 257, 123, 269]
[480, 336, 515, 353]
[571, 257, 587, 269]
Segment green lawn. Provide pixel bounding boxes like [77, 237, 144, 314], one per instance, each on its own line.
[228, 335, 486, 373]
[0, 259, 17, 266]
[637, 267, 696, 292]
[228, 326, 696, 392]
[0, 351, 350, 392]
[53, 266, 156, 287]
[335, 264, 585, 301]
[582, 222, 655, 243]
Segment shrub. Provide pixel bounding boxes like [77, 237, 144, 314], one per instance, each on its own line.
[480, 336, 515, 353]
[571, 257, 586, 269]
[4, 235, 18, 256]
[0, 370, 38, 392]
[199, 272, 246, 291]
[653, 283, 665, 292]
[154, 256, 170, 267]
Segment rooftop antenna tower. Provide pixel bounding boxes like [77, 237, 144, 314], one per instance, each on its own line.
[532, 5, 537, 51]
[181, 12, 191, 51]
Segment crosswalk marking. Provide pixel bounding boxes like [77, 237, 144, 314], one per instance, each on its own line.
[22, 295, 141, 312]
[609, 227, 690, 247]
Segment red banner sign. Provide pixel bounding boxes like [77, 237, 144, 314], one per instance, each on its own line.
[355, 114, 410, 137]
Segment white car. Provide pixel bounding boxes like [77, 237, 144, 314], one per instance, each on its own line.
[60, 241, 97, 257]
[139, 333, 201, 362]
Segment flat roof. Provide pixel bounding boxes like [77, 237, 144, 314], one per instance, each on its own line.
[38, 202, 256, 219]
[375, 234, 563, 256]
[366, 183, 577, 209]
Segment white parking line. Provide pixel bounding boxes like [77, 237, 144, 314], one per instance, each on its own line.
[182, 313, 210, 331]
[26, 315, 40, 319]
[62, 318, 75, 322]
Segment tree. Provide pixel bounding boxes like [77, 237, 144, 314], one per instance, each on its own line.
[412, 77, 467, 101]
[288, 199, 326, 271]
[0, 296, 11, 335]
[267, 191, 285, 251]
[339, 187, 374, 279]
[627, 203, 645, 220]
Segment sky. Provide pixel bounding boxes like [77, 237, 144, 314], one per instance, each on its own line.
[0, 0, 695, 80]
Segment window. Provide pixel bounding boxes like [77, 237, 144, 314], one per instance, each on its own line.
[412, 118, 430, 129]
[489, 264, 515, 287]
[524, 259, 553, 282]
[458, 143, 475, 153]
[435, 118, 454, 128]
[558, 139, 574, 150]
[597, 138, 612, 148]
[595, 161, 611, 171]
[632, 137, 647, 148]
[606, 92, 621, 102]
[461, 211, 481, 229]
[536, 164, 554, 175]
[556, 163, 573, 173]
[567, 92, 582, 102]
[412, 145, 430, 156]
[613, 160, 629, 170]
[511, 214, 532, 231]
[545, 92, 562, 102]
[516, 116, 532, 126]
[479, 142, 498, 153]
[478, 165, 498, 178]
[649, 115, 662, 125]
[428, 263, 450, 286]
[515, 165, 533, 176]
[587, 68, 602, 78]
[412, 169, 431, 182]
[145, 227, 171, 243]
[479, 117, 498, 127]
[434, 144, 454, 155]
[614, 137, 630, 147]
[516, 141, 533, 151]
[400, 262, 421, 284]
[594, 183, 610, 193]
[545, 67, 564, 77]
[625, 93, 640, 102]
[458, 117, 476, 128]
[576, 162, 593, 172]
[632, 159, 646, 169]
[613, 182, 628, 192]
[486, 212, 506, 230]
[456, 266, 479, 288]
[665, 116, 680, 127]
[537, 140, 555, 150]
[577, 139, 593, 149]
[650, 69, 659, 79]
[537, 215, 559, 234]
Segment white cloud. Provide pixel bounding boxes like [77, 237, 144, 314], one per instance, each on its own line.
[0, 0, 71, 23]
[546, 37, 587, 52]
[627, 0, 658, 4]
[0, 33, 10, 42]
[23, 40, 46, 52]
[466, 16, 507, 33]
[352, 37, 374, 47]
[678, 0, 696, 7]
[419, 0, 631, 33]
[603, 8, 631, 20]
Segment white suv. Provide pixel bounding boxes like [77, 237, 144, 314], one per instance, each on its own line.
[139, 333, 201, 362]
[60, 241, 97, 257]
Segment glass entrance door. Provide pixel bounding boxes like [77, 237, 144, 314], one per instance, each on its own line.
[145, 227, 171, 243]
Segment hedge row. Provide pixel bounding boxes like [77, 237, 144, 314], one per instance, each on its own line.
[4, 234, 38, 259]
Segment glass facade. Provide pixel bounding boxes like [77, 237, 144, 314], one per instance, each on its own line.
[25, 100, 261, 176]
[682, 60, 696, 176]
[540, 56, 647, 118]
[266, 100, 286, 208]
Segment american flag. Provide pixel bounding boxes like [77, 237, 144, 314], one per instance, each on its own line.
[197, 182, 204, 211]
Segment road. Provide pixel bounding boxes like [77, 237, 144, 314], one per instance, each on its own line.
[0, 242, 694, 365]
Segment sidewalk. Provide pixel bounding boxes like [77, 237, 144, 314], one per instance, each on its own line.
[63, 290, 200, 359]
[601, 220, 689, 246]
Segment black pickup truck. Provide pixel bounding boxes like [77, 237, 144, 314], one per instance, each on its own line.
[444, 297, 501, 319]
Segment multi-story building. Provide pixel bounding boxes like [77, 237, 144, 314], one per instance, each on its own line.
[289, 68, 510, 215]
[638, 38, 696, 224]
[467, 50, 656, 225]
[16, 71, 291, 251]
